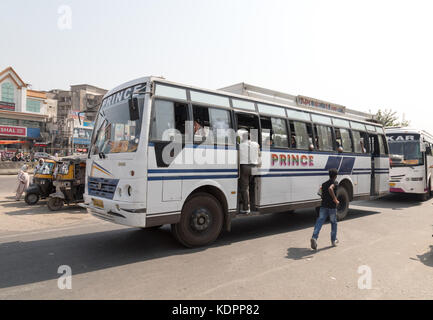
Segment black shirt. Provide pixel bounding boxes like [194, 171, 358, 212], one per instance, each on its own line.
[321, 179, 339, 209]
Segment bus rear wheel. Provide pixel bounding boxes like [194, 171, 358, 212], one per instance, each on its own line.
[336, 187, 350, 221]
[172, 192, 224, 248]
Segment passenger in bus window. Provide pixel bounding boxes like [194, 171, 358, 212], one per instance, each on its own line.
[290, 136, 297, 148]
[238, 130, 260, 214]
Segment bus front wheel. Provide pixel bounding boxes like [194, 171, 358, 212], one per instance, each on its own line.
[172, 192, 224, 248]
[336, 187, 350, 221]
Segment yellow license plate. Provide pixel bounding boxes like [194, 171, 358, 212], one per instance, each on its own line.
[92, 199, 104, 209]
[389, 183, 396, 187]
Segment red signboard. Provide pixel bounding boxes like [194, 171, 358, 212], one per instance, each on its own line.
[0, 101, 15, 111]
[0, 125, 27, 137]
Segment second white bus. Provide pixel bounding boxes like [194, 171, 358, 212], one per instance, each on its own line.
[386, 128, 433, 200]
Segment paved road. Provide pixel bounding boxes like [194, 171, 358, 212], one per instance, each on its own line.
[0, 175, 432, 299]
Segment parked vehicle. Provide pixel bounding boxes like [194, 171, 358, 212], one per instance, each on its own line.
[24, 159, 57, 205]
[33, 152, 54, 160]
[47, 156, 86, 211]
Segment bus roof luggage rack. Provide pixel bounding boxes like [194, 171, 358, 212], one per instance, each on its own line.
[219, 82, 375, 122]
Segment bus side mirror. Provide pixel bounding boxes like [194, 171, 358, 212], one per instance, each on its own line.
[128, 97, 140, 121]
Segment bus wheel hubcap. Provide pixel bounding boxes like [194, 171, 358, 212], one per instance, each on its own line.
[191, 208, 211, 231]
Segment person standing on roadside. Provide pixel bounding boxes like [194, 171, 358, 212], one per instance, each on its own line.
[15, 165, 30, 201]
[311, 168, 340, 250]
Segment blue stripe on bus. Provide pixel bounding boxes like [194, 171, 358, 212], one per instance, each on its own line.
[339, 157, 356, 175]
[325, 156, 343, 170]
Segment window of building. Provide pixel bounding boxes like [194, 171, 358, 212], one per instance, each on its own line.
[1, 82, 14, 103]
[314, 125, 333, 151]
[289, 121, 314, 150]
[150, 99, 188, 141]
[0, 118, 18, 126]
[21, 120, 40, 128]
[26, 99, 41, 113]
[335, 128, 353, 152]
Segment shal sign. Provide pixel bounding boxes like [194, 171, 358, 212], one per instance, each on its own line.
[0, 125, 27, 137]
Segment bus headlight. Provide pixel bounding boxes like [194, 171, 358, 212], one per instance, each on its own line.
[411, 177, 423, 181]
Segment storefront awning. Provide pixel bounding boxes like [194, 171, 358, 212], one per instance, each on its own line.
[0, 140, 26, 145]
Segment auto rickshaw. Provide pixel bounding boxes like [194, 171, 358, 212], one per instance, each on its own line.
[47, 155, 86, 211]
[25, 159, 57, 205]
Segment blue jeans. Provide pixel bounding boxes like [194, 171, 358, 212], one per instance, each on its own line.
[312, 207, 337, 242]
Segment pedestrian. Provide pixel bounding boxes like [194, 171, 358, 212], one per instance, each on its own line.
[34, 158, 45, 174]
[311, 168, 340, 250]
[238, 129, 260, 214]
[16, 165, 30, 201]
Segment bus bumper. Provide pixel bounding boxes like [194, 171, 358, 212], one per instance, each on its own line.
[80, 196, 146, 227]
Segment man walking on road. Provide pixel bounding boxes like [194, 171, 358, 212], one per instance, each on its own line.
[311, 168, 340, 250]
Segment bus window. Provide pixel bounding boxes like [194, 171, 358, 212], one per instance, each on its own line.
[150, 100, 188, 141]
[271, 118, 289, 148]
[260, 117, 289, 148]
[352, 130, 366, 153]
[289, 121, 314, 150]
[360, 131, 369, 153]
[209, 108, 234, 145]
[334, 128, 353, 152]
[378, 134, 388, 155]
[193, 105, 233, 145]
[314, 125, 333, 151]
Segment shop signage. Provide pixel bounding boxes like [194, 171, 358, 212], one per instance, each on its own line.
[0, 125, 27, 137]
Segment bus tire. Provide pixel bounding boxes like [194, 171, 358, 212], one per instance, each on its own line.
[47, 197, 64, 211]
[25, 192, 39, 205]
[336, 187, 350, 221]
[172, 192, 224, 248]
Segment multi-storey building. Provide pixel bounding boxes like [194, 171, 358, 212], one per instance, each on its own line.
[0, 66, 54, 155]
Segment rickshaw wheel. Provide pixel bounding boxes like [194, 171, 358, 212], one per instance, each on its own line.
[47, 197, 64, 211]
[25, 193, 39, 205]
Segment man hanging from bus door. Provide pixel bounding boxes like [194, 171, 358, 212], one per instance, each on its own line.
[238, 129, 260, 214]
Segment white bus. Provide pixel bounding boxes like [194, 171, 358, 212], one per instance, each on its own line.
[386, 128, 433, 200]
[82, 77, 390, 247]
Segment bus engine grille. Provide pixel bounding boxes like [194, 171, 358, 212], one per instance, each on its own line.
[88, 177, 120, 200]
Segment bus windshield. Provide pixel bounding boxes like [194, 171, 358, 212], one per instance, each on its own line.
[91, 98, 144, 155]
[388, 139, 423, 166]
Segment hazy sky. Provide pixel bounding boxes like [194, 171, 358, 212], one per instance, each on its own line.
[2, 0, 433, 131]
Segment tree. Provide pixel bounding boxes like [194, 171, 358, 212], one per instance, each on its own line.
[373, 109, 410, 128]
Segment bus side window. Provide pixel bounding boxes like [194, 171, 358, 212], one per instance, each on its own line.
[271, 117, 289, 148]
[260, 117, 273, 147]
[289, 120, 314, 150]
[150, 99, 188, 141]
[379, 134, 388, 155]
[360, 131, 369, 153]
[352, 130, 368, 153]
[193, 105, 234, 145]
[314, 124, 333, 151]
[334, 128, 353, 152]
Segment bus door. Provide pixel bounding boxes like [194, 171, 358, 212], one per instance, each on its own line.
[234, 112, 260, 211]
[369, 134, 389, 196]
